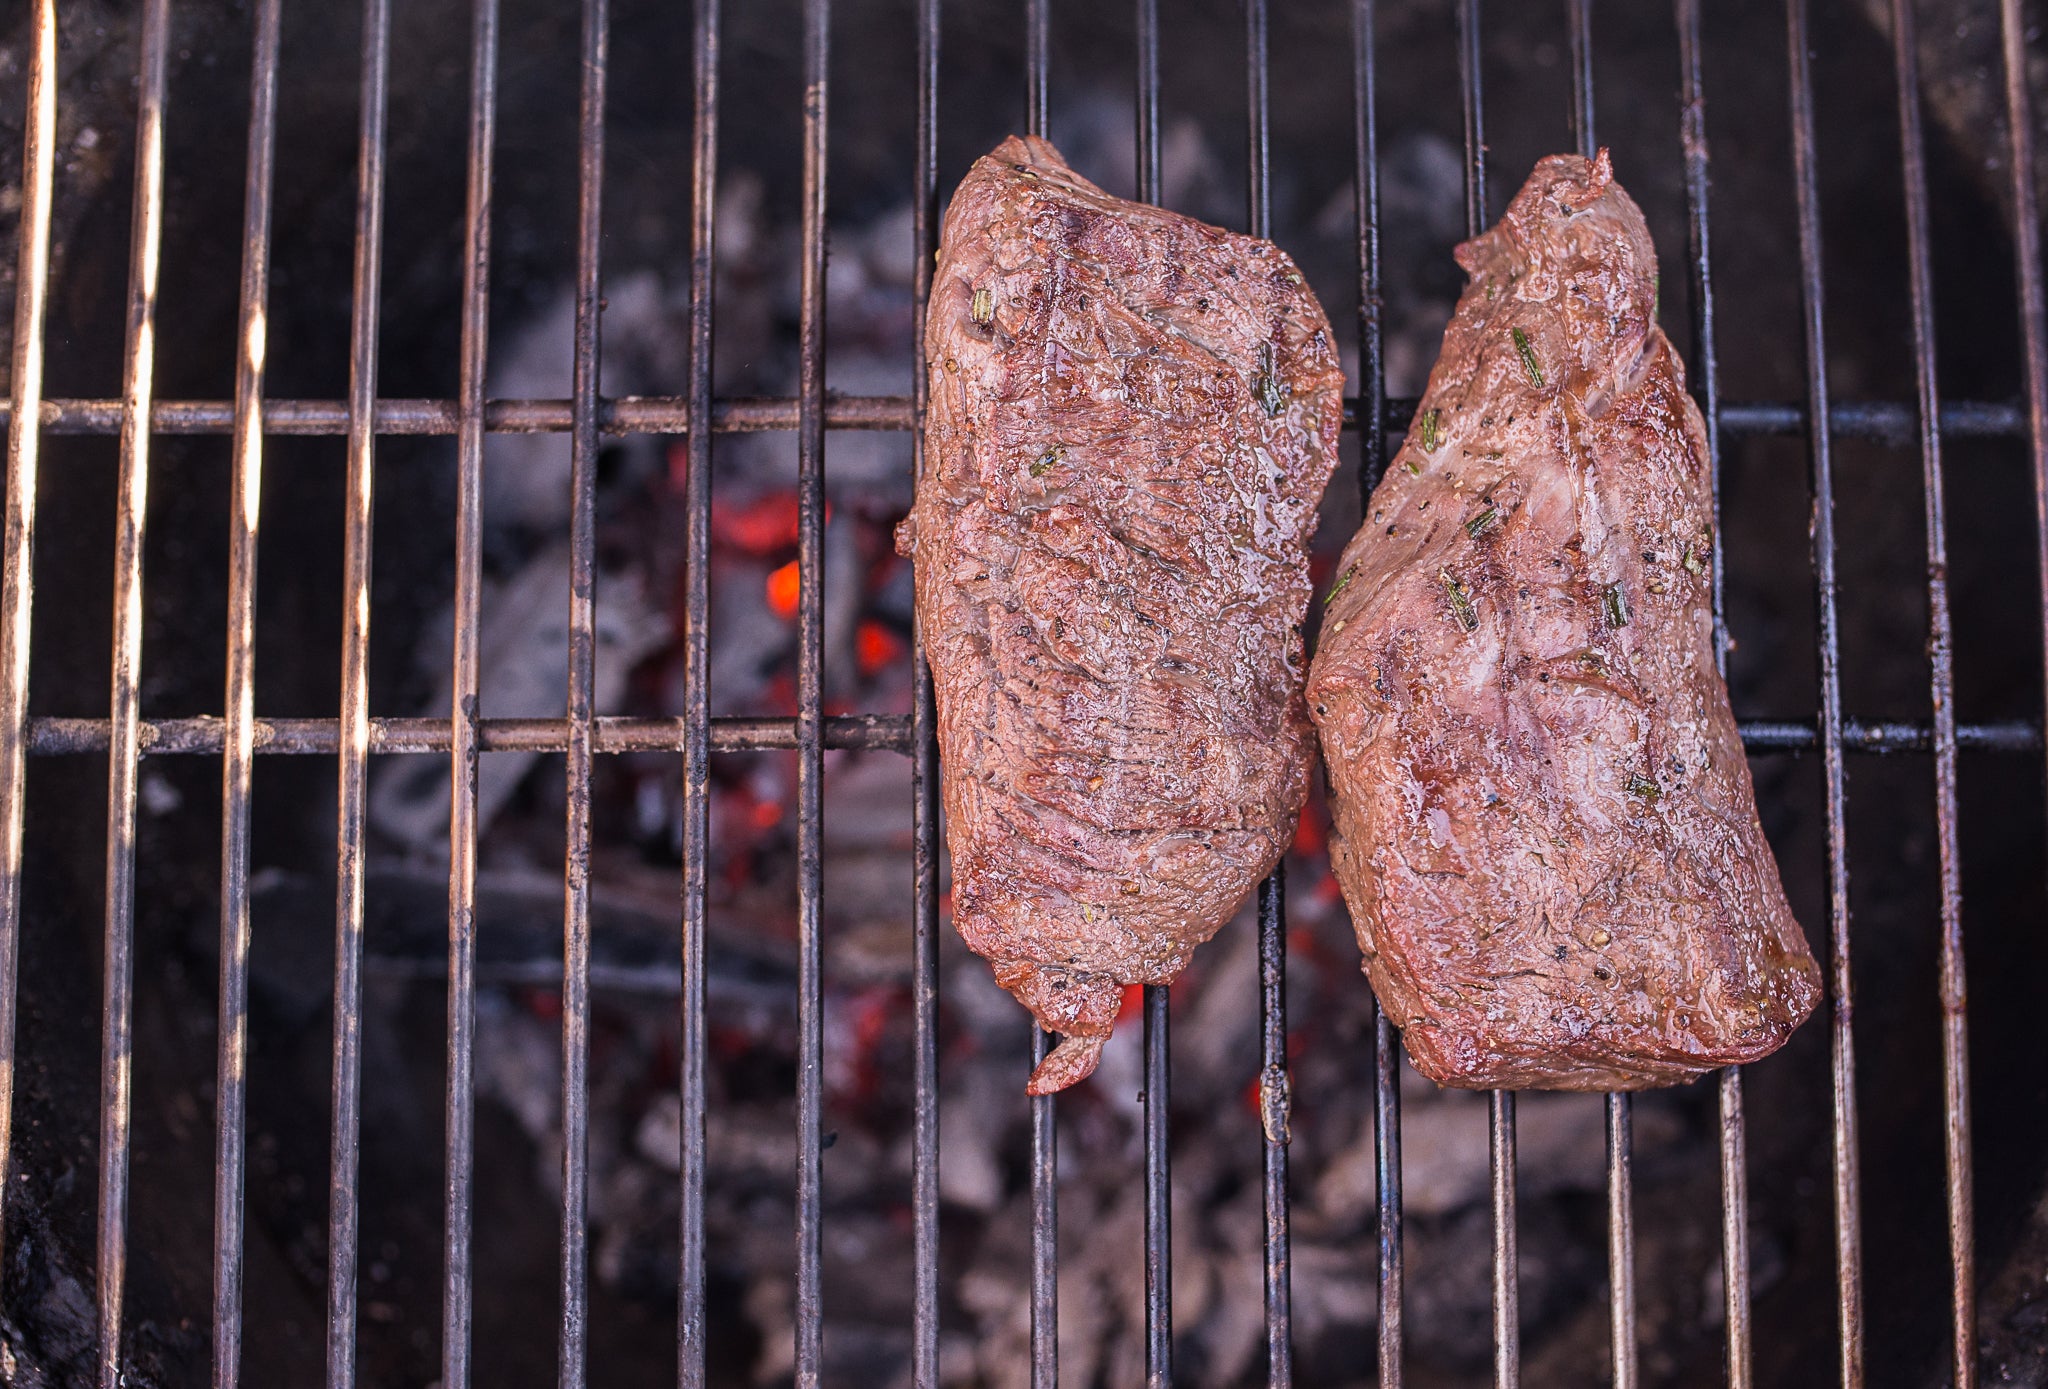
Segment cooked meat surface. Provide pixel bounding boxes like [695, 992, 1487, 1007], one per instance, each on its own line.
[1308, 152, 1821, 1090]
[900, 135, 1342, 1094]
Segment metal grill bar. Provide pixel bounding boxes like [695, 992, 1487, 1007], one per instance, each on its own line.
[96, 0, 171, 1380]
[25, 712, 911, 755]
[559, 0, 608, 1380]
[1020, 22, 1060, 1389]
[908, 4, 941, 1385]
[1453, 7, 1522, 1387]
[1567, 0, 1594, 165]
[1373, 1009, 1404, 1389]
[1255, 871, 1290, 1378]
[213, 0, 281, 1381]
[0, 0, 55, 1280]
[1029, 1023, 1058, 1389]
[1133, 5, 1173, 1382]
[17, 713, 2035, 759]
[1716, 1066, 1752, 1389]
[1784, 3, 1865, 1383]
[443, 0, 499, 1382]
[1458, 0, 1486, 235]
[1242, 4, 1294, 1383]
[1025, 0, 1048, 152]
[1348, 10, 1405, 1385]
[329, 0, 392, 1382]
[1605, 1090, 1637, 1389]
[679, 0, 718, 1383]
[1672, 3, 1754, 1385]
[794, 0, 830, 1380]
[1489, 1088, 1519, 1389]
[1143, 986, 1170, 1382]
[1576, 17, 1635, 1389]
[1352, 4, 1387, 503]
[84, 0, 168, 1379]
[1563, 12, 1641, 1388]
[1885, 3, 1976, 1384]
[5, 393, 2029, 444]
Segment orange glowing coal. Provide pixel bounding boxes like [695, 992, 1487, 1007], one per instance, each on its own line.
[766, 560, 801, 619]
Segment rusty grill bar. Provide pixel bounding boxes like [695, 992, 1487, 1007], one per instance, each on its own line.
[1783, 6, 1880, 1383]
[0, 1, 2045, 1386]
[679, 0, 716, 1382]
[1670, 3, 1757, 1382]
[442, 0, 497, 1382]
[94, 0, 171, 1385]
[1886, 0, 1975, 1382]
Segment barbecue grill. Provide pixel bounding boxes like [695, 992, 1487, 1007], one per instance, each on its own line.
[0, 0, 2044, 1385]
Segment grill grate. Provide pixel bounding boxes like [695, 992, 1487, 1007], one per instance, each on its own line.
[0, 1, 2044, 1386]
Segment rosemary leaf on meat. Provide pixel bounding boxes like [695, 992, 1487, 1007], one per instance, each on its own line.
[1406, 460, 1422, 475]
[1682, 544, 1705, 576]
[1031, 444, 1065, 477]
[1420, 407, 1443, 452]
[971, 287, 995, 326]
[1512, 326, 1545, 388]
[1602, 583, 1629, 628]
[1257, 342, 1287, 418]
[1325, 564, 1358, 607]
[1466, 506, 1499, 538]
[1439, 570, 1479, 632]
[1624, 772, 1661, 801]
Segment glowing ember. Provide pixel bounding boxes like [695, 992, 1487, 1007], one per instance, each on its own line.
[766, 559, 802, 619]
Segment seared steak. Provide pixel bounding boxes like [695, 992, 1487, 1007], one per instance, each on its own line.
[1308, 152, 1821, 1090]
[901, 135, 1342, 1094]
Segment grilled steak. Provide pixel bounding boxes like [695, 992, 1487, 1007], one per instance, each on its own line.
[900, 135, 1342, 1094]
[1308, 152, 1821, 1090]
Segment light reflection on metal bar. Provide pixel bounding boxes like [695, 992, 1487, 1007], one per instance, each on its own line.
[0, 0, 58, 1284]
[95, 0, 172, 1381]
[328, 0, 395, 1380]
[441, 0, 500, 1382]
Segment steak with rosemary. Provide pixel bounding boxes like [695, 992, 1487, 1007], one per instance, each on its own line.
[1309, 152, 1822, 1090]
[900, 135, 1342, 1094]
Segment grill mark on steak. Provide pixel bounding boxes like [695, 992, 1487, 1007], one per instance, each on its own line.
[1309, 151, 1823, 1091]
[904, 135, 1342, 1094]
